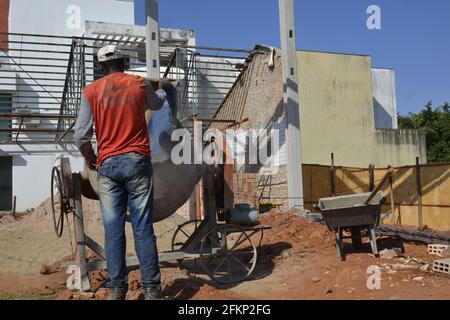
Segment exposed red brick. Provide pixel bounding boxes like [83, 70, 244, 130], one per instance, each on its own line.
[0, 0, 10, 51]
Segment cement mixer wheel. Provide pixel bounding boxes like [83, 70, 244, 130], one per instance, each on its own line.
[171, 220, 202, 267]
[51, 166, 69, 238]
[199, 224, 257, 284]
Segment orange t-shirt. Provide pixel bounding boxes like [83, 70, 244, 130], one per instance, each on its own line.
[83, 73, 150, 168]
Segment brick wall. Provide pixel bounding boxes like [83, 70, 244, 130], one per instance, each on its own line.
[231, 167, 290, 209]
[257, 165, 288, 207]
[210, 48, 290, 209]
[232, 172, 258, 208]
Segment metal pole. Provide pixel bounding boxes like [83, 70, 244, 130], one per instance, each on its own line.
[330, 153, 335, 197]
[279, 0, 304, 209]
[12, 196, 16, 218]
[145, 0, 160, 80]
[223, 136, 235, 209]
[416, 157, 423, 228]
[369, 164, 375, 192]
[193, 115, 203, 220]
[388, 165, 396, 224]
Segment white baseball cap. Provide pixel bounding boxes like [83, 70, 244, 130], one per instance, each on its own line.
[97, 45, 124, 63]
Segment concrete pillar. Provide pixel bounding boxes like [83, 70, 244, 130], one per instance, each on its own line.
[145, 0, 160, 80]
[279, 0, 304, 209]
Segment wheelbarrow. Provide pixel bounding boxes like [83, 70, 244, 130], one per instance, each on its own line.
[314, 191, 386, 260]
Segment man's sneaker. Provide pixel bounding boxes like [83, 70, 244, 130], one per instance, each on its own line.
[144, 287, 163, 300]
[108, 287, 127, 300]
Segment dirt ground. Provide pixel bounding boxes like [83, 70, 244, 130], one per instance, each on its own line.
[1, 201, 450, 300]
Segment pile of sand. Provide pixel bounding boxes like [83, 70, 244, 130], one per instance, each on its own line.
[259, 209, 335, 249]
[0, 196, 189, 275]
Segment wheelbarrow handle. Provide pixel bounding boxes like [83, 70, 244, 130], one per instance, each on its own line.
[364, 168, 394, 205]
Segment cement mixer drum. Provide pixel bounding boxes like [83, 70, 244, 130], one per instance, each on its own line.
[79, 84, 207, 222]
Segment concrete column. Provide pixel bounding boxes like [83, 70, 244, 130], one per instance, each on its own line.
[145, 0, 160, 80]
[279, 0, 304, 209]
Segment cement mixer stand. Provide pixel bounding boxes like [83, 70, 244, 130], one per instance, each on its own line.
[51, 159, 269, 292]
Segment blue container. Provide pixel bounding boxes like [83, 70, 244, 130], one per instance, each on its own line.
[229, 203, 259, 226]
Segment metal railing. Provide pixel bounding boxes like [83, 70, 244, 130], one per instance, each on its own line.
[56, 40, 86, 143]
[0, 31, 259, 144]
[164, 47, 249, 132]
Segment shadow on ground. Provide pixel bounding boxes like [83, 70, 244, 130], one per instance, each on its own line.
[162, 241, 292, 300]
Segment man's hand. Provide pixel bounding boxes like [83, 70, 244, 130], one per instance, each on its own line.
[158, 78, 171, 91]
[79, 143, 97, 171]
[85, 157, 97, 171]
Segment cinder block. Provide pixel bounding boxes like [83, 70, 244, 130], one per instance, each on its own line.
[432, 258, 450, 275]
[428, 244, 449, 256]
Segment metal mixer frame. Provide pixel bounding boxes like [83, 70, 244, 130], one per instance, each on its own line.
[51, 158, 270, 291]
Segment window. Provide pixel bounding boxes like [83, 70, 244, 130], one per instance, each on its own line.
[0, 93, 12, 142]
[0, 157, 12, 211]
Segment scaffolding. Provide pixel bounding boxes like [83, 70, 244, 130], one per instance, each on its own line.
[0, 32, 261, 144]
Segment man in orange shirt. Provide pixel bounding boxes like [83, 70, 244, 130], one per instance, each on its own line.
[75, 45, 169, 300]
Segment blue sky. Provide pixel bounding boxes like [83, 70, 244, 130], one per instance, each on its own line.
[134, 0, 449, 115]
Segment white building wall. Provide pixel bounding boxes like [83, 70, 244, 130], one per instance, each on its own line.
[372, 68, 399, 129]
[9, 0, 134, 36]
[1, 0, 135, 211]
[11, 149, 85, 211]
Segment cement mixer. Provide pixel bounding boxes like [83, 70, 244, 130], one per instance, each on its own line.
[78, 85, 206, 222]
[50, 84, 270, 291]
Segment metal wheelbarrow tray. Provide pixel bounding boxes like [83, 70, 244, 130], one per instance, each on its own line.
[316, 191, 385, 260]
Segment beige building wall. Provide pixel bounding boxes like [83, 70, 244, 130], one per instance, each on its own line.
[210, 48, 427, 206]
[374, 129, 427, 166]
[297, 50, 426, 167]
[211, 49, 426, 169]
[298, 51, 375, 166]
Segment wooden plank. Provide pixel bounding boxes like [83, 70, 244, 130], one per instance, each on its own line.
[364, 168, 393, 205]
[416, 157, 423, 228]
[330, 153, 335, 197]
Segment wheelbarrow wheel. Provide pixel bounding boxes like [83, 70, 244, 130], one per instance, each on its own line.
[199, 224, 257, 284]
[51, 166, 65, 238]
[171, 219, 202, 268]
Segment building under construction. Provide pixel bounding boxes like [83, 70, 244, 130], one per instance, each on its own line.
[0, 0, 425, 213]
[1, 0, 450, 302]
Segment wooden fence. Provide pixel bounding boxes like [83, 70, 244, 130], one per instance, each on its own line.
[303, 160, 450, 231]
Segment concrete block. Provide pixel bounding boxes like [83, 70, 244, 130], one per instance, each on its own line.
[432, 258, 450, 275]
[380, 248, 402, 260]
[419, 264, 430, 272]
[428, 244, 449, 256]
[443, 247, 450, 256]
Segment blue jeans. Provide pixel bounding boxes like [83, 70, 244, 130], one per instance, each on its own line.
[97, 152, 161, 290]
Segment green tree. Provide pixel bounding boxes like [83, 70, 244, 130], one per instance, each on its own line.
[398, 101, 450, 163]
